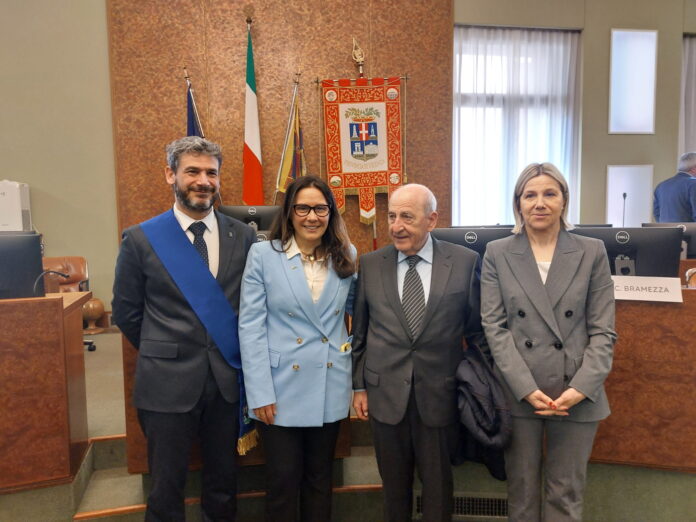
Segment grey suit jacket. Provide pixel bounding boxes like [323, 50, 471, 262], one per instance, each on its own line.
[112, 210, 256, 413]
[481, 230, 617, 422]
[351, 238, 486, 427]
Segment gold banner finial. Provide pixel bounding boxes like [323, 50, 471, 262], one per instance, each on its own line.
[352, 36, 366, 78]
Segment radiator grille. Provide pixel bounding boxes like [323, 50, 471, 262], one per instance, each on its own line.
[414, 492, 508, 520]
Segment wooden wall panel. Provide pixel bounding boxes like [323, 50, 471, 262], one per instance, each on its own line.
[108, 0, 453, 252]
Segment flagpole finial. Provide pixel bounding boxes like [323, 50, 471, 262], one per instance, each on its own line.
[352, 36, 366, 78]
[293, 72, 301, 84]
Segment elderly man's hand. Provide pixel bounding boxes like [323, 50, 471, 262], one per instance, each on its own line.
[352, 391, 369, 420]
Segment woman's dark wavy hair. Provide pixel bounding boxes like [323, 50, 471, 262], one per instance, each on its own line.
[269, 175, 356, 279]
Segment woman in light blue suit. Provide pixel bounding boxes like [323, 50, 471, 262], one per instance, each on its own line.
[481, 163, 617, 522]
[239, 175, 356, 522]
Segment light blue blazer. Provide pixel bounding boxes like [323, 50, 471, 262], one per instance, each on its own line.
[239, 240, 356, 427]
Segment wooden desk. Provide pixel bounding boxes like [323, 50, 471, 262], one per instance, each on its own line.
[0, 292, 91, 491]
[591, 289, 696, 472]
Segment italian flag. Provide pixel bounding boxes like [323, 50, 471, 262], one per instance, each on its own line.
[243, 27, 264, 205]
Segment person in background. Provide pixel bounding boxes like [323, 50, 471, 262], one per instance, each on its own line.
[239, 175, 356, 522]
[481, 162, 617, 521]
[112, 137, 256, 521]
[653, 151, 696, 222]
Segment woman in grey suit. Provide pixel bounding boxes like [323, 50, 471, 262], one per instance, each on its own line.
[480, 163, 617, 522]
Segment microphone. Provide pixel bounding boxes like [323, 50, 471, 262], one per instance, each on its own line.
[622, 192, 627, 227]
[33, 270, 69, 296]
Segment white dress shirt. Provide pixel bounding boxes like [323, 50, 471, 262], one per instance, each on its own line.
[285, 236, 328, 303]
[172, 205, 220, 277]
[397, 234, 433, 304]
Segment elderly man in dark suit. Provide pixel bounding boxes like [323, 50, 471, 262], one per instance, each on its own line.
[653, 151, 696, 222]
[112, 137, 256, 521]
[351, 183, 485, 522]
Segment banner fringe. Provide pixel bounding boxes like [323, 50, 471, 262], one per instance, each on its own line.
[237, 427, 259, 455]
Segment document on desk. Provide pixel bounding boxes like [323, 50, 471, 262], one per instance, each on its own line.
[611, 276, 683, 303]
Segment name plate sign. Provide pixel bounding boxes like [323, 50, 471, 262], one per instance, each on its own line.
[611, 276, 683, 303]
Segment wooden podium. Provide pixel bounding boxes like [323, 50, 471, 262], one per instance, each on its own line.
[0, 292, 91, 491]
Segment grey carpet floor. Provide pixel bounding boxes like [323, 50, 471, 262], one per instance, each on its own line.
[84, 332, 126, 438]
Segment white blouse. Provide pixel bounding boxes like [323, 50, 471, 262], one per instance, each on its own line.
[537, 261, 552, 284]
[285, 237, 328, 303]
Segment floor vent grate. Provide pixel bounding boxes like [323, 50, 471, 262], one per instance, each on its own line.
[414, 492, 508, 519]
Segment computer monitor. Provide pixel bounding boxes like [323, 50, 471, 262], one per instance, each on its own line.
[452, 224, 515, 229]
[217, 205, 282, 241]
[642, 222, 696, 259]
[431, 227, 514, 259]
[569, 227, 682, 277]
[573, 224, 613, 228]
[0, 232, 45, 298]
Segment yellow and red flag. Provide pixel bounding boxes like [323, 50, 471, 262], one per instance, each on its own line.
[277, 86, 306, 194]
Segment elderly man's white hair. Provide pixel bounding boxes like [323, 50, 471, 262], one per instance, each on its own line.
[678, 151, 696, 172]
[391, 183, 438, 214]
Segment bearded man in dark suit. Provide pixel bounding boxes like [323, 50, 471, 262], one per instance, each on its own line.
[112, 136, 256, 521]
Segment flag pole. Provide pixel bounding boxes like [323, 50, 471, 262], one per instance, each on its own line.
[242, 16, 265, 206]
[273, 73, 301, 205]
[183, 67, 205, 138]
[351, 38, 379, 250]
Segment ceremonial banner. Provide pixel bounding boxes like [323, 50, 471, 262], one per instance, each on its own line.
[321, 77, 404, 224]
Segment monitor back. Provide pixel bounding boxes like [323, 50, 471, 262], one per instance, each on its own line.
[0, 232, 45, 299]
[570, 227, 682, 277]
[432, 227, 514, 259]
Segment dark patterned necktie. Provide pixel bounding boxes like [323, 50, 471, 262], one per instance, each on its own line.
[402, 255, 425, 337]
[189, 221, 209, 267]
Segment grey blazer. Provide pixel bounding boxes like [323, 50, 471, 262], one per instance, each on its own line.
[480, 230, 617, 422]
[351, 238, 486, 427]
[112, 210, 256, 413]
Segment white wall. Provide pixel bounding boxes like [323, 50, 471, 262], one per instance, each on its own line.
[455, 0, 689, 223]
[0, 0, 117, 304]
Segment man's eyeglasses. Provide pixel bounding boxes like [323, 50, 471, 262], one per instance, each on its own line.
[293, 204, 331, 217]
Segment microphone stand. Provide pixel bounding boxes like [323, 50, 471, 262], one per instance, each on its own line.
[33, 270, 69, 296]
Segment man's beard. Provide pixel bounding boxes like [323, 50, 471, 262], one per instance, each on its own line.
[174, 183, 218, 212]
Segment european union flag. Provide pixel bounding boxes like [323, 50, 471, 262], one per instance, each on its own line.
[187, 85, 203, 137]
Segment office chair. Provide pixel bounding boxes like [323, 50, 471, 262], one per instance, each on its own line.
[42, 256, 98, 351]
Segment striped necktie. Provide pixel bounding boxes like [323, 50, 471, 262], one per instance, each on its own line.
[402, 255, 425, 337]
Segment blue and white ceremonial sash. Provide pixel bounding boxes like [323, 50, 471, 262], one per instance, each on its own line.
[140, 210, 256, 454]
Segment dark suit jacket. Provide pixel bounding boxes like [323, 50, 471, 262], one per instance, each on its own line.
[454, 344, 509, 481]
[112, 210, 256, 413]
[351, 237, 486, 427]
[653, 171, 696, 222]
